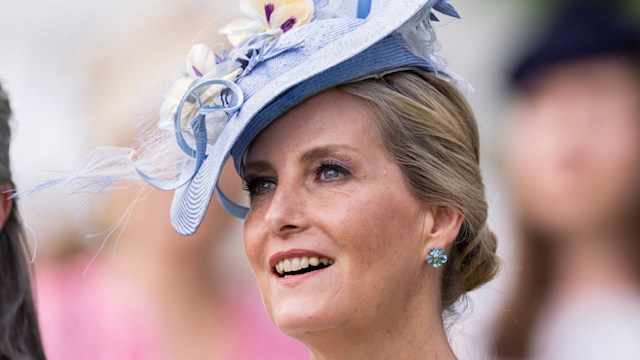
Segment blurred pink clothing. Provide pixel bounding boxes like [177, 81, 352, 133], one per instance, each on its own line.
[35, 257, 308, 360]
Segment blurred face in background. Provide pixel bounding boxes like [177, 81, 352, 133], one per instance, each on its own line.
[503, 56, 640, 236]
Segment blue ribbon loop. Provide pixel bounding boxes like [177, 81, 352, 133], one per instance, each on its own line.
[216, 183, 250, 219]
[357, 0, 372, 19]
[137, 78, 244, 191]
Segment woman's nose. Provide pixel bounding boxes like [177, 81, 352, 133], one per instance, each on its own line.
[264, 182, 310, 238]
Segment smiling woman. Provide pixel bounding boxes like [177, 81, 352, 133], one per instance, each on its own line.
[242, 70, 498, 358]
[22, 0, 498, 358]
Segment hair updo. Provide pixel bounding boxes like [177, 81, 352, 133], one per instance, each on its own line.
[339, 69, 499, 311]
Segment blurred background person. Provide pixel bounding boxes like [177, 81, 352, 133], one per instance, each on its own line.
[26, 1, 306, 359]
[0, 83, 46, 359]
[494, 1, 640, 359]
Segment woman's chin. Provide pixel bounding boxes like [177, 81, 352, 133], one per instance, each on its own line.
[259, 261, 346, 336]
[269, 300, 339, 338]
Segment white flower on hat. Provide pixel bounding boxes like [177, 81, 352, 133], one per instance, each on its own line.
[220, 0, 315, 46]
[187, 43, 217, 77]
[158, 44, 242, 129]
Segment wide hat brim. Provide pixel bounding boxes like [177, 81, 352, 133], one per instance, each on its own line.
[170, 0, 441, 235]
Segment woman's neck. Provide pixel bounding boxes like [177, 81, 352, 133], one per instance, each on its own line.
[306, 320, 455, 360]
[300, 291, 457, 360]
[309, 328, 455, 360]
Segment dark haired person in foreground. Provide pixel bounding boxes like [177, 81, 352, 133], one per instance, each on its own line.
[0, 83, 46, 360]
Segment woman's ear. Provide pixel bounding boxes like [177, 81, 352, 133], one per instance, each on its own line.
[421, 206, 462, 258]
[0, 184, 13, 228]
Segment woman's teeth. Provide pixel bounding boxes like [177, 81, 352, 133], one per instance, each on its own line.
[275, 256, 334, 276]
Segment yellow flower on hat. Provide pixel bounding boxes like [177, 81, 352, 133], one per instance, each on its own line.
[220, 0, 314, 46]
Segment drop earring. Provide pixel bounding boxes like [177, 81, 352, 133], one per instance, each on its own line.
[426, 247, 447, 268]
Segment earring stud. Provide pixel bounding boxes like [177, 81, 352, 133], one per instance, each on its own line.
[426, 247, 447, 268]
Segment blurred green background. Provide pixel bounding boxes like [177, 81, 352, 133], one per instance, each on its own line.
[530, 0, 640, 21]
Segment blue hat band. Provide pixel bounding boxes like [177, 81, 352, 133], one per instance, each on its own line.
[231, 33, 432, 174]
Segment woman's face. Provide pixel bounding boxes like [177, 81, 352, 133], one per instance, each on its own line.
[243, 89, 434, 338]
[503, 57, 640, 235]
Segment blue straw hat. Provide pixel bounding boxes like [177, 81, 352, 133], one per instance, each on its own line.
[21, 0, 465, 236]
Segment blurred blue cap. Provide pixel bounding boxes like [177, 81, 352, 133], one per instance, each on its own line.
[512, 1, 640, 85]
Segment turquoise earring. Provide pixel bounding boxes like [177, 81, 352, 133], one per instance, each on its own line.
[426, 247, 448, 268]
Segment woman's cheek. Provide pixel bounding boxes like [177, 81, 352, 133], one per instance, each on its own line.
[243, 214, 264, 273]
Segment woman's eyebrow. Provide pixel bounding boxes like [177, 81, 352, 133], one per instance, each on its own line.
[243, 159, 273, 174]
[300, 145, 357, 163]
[244, 145, 358, 173]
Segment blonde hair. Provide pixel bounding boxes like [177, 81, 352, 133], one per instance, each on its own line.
[339, 69, 499, 310]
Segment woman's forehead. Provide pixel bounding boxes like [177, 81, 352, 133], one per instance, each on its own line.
[245, 90, 376, 159]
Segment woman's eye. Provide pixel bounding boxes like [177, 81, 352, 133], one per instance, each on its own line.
[323, 168, 341, 180]
[245, 178, 276, 195]
[316, 163, 350, 182]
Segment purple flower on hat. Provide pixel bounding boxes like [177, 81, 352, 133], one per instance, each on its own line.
[220, 0, 315, 46]
[264, 3, 276, 22]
